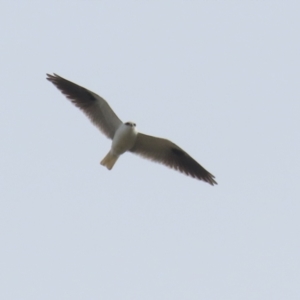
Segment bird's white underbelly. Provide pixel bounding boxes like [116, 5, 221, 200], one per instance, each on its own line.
[111, 124, 137, 155]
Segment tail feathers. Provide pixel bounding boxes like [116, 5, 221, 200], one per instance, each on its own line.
[100, 151, 119, 170]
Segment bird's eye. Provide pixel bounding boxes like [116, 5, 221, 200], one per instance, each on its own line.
[133, 123, 136, 127]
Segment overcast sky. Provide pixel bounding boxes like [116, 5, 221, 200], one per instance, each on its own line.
[1, 2, 300, 299]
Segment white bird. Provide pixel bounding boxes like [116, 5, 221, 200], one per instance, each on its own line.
[47, 74, 217, 185]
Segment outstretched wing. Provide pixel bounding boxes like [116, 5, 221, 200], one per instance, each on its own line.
[130, 133, 217, 185]
[47, 73, 122, 139]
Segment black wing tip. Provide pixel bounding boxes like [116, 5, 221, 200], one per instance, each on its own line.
[193, 172, 217, 186]
[169, 146, 217, 186]
[201, 170, 217, 186]
[206, 176, 218, 186]
[46, 73, 68, 95]
[46, 73, 61, 82]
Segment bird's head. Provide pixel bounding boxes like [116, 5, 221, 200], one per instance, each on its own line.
[125, 121, 136, 127]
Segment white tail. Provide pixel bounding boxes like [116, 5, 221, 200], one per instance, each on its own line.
[100, 151, 119, 170]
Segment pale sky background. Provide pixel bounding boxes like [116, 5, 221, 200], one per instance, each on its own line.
[1, 2, 300, 299]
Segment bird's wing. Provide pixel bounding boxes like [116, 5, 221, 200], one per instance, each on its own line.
[130, 133, 217, 185]
[47, 73, 122, 139]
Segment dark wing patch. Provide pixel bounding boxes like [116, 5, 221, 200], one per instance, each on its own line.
[171, 148, 185, 156]
[47, 73, 122, 139]
[131, 133, 217, 185]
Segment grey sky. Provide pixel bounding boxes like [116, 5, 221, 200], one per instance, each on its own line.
[1, 2, 299, 299]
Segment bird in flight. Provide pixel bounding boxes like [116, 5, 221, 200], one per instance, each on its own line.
[47, 74, 217, 185]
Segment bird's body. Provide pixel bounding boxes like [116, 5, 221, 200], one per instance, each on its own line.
[101, 122, 137, 170]
[111, 122, 137, 156]
[47, 73, 217, 185]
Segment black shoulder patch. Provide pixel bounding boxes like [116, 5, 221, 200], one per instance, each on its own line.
[87, 92, 97, 101]
[171, 148, 185, 156]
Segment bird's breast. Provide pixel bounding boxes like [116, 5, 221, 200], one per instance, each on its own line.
[111, 124, 137, 155]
